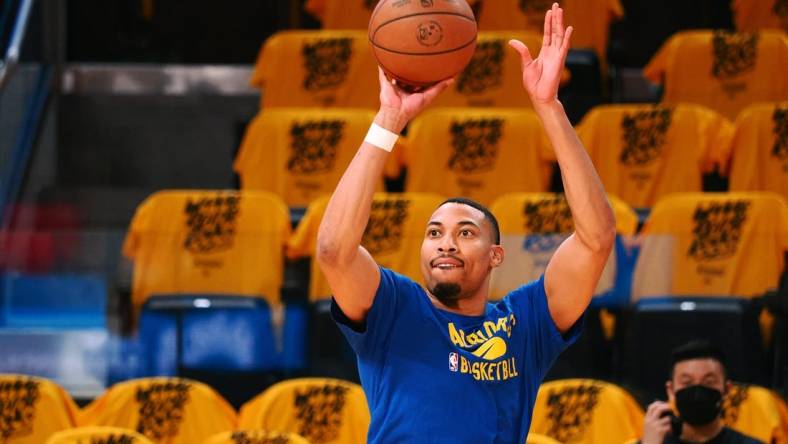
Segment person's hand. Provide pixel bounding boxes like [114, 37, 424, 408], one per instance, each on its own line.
[508, 2, 572, 109]
[642, 401, 676, 444]
[375, 67, 454, 134]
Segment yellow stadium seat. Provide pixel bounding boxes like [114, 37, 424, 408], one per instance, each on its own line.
[402, 108, 555, 206]
[474, 0, 623, 67]
[287, 192, 445, 302]
[0, 374, 79, 444]
[488, 193, 638, 301]
[235, 108, 398, 208]
[250, 31, 378, 109]
[644, 30, 788, 120]
[577, 103, 734, 209]
[305, 0, 485, 29]
[728, 101, 788, 200]
[722, 383, 786, 444]
[45, 427, 154, 444]
[202, 430, 311, 444]
[431, 31, 546, 108]
[79, 377, 237, 444]
[530, 379, 644, 444]
[238, 378, 369, 444]
[632, 192, 788, 301]
[122, 190, 290, 314]
[731, 0, 788, 32]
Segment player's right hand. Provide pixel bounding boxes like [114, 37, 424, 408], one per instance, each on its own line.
[376, 67, 453, 134]
[642, 401, 676, 444]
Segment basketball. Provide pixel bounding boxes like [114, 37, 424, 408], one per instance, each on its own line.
[369, 0, 478, 90]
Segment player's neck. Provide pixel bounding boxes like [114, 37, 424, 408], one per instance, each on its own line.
[427, 288, 488, 317]
[681, 419, 724, 443]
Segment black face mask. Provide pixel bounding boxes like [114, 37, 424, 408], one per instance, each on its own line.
[675, 385, 723, 426]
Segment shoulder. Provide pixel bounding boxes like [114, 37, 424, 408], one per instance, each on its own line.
[721, 427, 765, 444]
[500, 275, 546, 306]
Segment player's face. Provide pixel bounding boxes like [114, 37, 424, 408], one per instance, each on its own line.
[420, 203, 501, 306]
[667, 358, 726, 401]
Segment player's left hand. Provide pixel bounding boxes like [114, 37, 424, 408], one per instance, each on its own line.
[508, 2, 572, 107]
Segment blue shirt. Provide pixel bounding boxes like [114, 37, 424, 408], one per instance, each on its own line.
[332, 267, 582, 444]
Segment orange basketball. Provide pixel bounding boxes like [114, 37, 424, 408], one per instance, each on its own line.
[369, 0, 477, 90]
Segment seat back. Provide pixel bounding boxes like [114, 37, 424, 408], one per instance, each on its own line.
[632, 192, 788, 301]
[729, 101, 788, 200]
[577, 103, 734, 209]
[239, 378, 369, 444]
[251, 31, 378, 109]
[403, 108, 555, 206]
[0, 374, 80, 444]
[530, 379, 644, 444]
[489, 193, 638, 304]
[644, 30, 788, 120]
[80, 377, 237, 444]
[431, 31, 544, 108]
[45, 427, 154, 444]
[122, 190, 290, 311]
[721, 383, 786, 443]
[234, 108, 393, 208]
[287, 192, 445, 301]
[624, 297, 762, 402]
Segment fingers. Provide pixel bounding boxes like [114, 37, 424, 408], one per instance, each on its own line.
[508, 39, 534, 69]
[645, 401, 673, 420]
[542, 9, 552, 47]
[561, 25, 573, 55]
[552, 3, 562, 47]
[421, 77, 454, 103]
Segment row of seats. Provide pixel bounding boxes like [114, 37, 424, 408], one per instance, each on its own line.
[7, 374, 786, 444]
[250, 29, 787, 119]
[237, 101, 788, 209]
[121, 190, 787, 309]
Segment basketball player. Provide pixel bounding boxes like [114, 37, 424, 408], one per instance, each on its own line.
[317, 3, 615, 442]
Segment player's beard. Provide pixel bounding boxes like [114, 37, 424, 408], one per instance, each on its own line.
[431, 282, 463, 308]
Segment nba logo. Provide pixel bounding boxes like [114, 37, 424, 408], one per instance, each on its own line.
[449, 352, 459, 372]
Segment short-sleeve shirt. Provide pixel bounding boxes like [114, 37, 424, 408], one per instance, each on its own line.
[332, 267, 582, 444]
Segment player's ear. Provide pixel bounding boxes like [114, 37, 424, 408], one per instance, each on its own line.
[490, 244, 504, 268]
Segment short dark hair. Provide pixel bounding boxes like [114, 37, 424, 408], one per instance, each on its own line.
[439, 197, 500, 245]
[670, 340, 728, 380]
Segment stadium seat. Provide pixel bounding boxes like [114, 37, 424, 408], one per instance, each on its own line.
[0, 374, 80, 444]
[202, 430, 311, 444]
[239, 378, 369, 444]
[234, 108, 398, 208]
[631, 192, 788, 301]
[721, 382, 787, 443]
[728, 101, 788, 200]
[0, 272, 107, 328]
[402, 108, 555, 206]
[576, 103, 735, 210]
[644, 29, 788, 120]
[431, 31, 547, 109]
[80, 377, 237, 444]
[623, 297, 764, 403]
[287, 192, 445, 301]
[45, 427, 154, 444]
[122, 190, 291, 313]
[474, 0, 623, 69]
[251, 30, 378, 109]
[488, 193, 638, 305]
[731, 0, 788, 32]
[530, 379, 644, 444]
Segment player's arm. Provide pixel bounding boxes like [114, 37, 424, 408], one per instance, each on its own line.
[316, 69, 453, 323]
[509, 3, 615, 333]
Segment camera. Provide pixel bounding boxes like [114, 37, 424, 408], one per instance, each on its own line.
[660, 410, 684, 437]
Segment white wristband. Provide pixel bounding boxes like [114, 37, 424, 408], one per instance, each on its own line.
[364, 123, 399, 152]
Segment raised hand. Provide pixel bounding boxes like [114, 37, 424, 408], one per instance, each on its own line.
[508, 2, 572, 107]
[376, 67, 454, 133]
